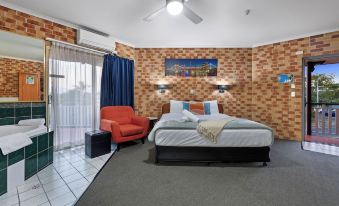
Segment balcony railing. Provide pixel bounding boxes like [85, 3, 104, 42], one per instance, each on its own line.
[311, 103, 339, 137]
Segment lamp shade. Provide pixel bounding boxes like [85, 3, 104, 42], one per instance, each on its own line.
[217, 85, 228, 93]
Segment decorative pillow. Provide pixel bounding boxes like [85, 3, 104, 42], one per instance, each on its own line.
[203, 100, 219, 114]
[189, 102, 205, 115]
[170, 100, 183, 113]
[182, 102, 206, 115]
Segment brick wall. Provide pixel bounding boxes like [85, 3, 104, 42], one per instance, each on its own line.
[134, 48, 253, 119]
[0, 5, 76, 43]
[252, 31, 339, 141]
[1, 5, 339, 141]
[116, 42, 135, 59]
[0, 57, 44, 98]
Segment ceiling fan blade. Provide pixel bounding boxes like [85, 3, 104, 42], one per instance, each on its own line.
[143, 6, 166, 22]
[182, 5, 203, 24]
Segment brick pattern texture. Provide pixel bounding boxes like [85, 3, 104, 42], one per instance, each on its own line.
[134, 48, 253, 120]
[0, 5, 76, 43]
[1, 5, 339, 141]
[252, 31, 339, 141]
[116, 42, 135, 59]
[0, 57, 44, 98]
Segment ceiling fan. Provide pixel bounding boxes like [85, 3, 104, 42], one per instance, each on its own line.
[143, 0, 203, 24]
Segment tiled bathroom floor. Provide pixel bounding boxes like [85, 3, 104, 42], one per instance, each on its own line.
[0, 145, 115, 206]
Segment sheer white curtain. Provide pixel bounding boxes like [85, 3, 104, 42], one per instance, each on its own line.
[49, 42, 103, 150]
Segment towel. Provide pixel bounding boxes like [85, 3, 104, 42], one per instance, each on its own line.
[197, 119, 235, 143]
[0, 133, 32, 155]
[18, 118, 45, 126]
[182, 110, 200, 123]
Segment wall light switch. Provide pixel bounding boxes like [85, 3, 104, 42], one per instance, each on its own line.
[295, 50, 303, 55]
[291, 91, 295, 97]
[291, 83, 295, 89]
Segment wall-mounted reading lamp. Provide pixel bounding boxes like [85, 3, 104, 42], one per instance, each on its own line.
[158, 84, 167, 93]
[217, 85, 228, 93]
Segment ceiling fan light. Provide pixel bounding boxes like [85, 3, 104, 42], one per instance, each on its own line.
[166, 0, 183, 16]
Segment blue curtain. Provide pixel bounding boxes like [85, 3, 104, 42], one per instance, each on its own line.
[100, 54, 134, 108]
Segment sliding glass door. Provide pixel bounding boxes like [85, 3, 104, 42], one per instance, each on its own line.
[303, 55, 339, 155]
[49, 42, 103, 150]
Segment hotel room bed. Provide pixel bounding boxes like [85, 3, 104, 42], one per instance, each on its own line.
[148, 103, 274, 165]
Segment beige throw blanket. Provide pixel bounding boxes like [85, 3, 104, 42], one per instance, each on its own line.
[197, 119, 235, 143]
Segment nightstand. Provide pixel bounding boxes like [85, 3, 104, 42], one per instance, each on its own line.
[148, 117, 158, 131]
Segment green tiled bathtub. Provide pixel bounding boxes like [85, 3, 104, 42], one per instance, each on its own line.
[0, 131, 54, 196]
[0, 102, 46, 126]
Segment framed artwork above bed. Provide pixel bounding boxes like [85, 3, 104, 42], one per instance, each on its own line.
[165, 59, 218, 77]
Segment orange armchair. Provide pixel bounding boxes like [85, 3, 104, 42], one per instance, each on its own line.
[100, 106, 150, 151]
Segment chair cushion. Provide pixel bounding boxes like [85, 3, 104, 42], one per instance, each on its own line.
[119, 124, 144, 137]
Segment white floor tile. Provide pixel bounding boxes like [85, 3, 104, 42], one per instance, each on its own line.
[58, 168, 78, 178]
[19, 187, 44, 201]
[54, 164, 73, 173]
[39, 202, 51, 206]
[68, 178, 89, 191]
[70, 159, 87, 167]
[20, 193, 48, 206]
[69, 157, 83, 163]
[50, 192, 76, 206]
[73, 163, 94, 172]
[39, 173, 61, 185]
[46, 185, 71, 200]
[79, 167, 98, 177]
[18, 182, 41, 194]
[0, 145, 113, 206]
[85, 174, 97, 182]
[42, 179, 66, 192]
[63, 173, 83, 184]
[0, 188, 18, 200]
[23, 175, 39, 184]
[0, 194, 19, 206]
[90, 161, 106, 170]
[71, 185, 88, 198]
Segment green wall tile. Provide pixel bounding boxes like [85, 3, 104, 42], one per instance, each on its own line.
[0, 118, 14, 126]
[25, 155, 37, 180]
[8, 148, 24, 166]
[38, 134, 49, 152]
[48, 131, 54, 147]
[0, 107, 14, 118]
[38, 150, 49, 171]
[48, 147, 53, 164]
[32, 106, 46, 116]
[15, 107, 31, 117]
[25, 137, 38, 158]
[0, 153, 7, 170]
[0, 169, 7, 196]
[32, 115, 46, 120]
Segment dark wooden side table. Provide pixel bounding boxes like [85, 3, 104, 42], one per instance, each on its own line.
[85, 130, 111, 158]
[148, 117, 158, 131]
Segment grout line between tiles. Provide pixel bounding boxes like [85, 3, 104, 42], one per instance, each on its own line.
[36, 174, 52, 206]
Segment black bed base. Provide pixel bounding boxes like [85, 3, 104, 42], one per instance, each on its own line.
[155, 146, 270, 166]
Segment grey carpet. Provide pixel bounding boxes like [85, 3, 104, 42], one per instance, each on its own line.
[76, 140, 339, 206]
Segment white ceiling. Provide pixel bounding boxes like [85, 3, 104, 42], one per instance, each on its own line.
[2, 0, 339, 48]
[0, 30, 44, 61]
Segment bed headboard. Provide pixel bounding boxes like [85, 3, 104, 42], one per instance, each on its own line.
[161, 102, 224, 115]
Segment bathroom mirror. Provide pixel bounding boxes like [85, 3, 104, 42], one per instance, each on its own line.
[0, 30, 45, 102]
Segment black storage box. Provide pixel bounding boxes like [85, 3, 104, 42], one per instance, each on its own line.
[85, 130, 111, 158]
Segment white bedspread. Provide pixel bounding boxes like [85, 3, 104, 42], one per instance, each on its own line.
[149, 113, 274, 147]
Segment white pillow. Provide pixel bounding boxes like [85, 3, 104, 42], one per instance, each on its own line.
[182, 110, 200, 123]
[204, 100, 219, 114]
[170, 100, 183, 113]
[18, 118, 45, 126]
